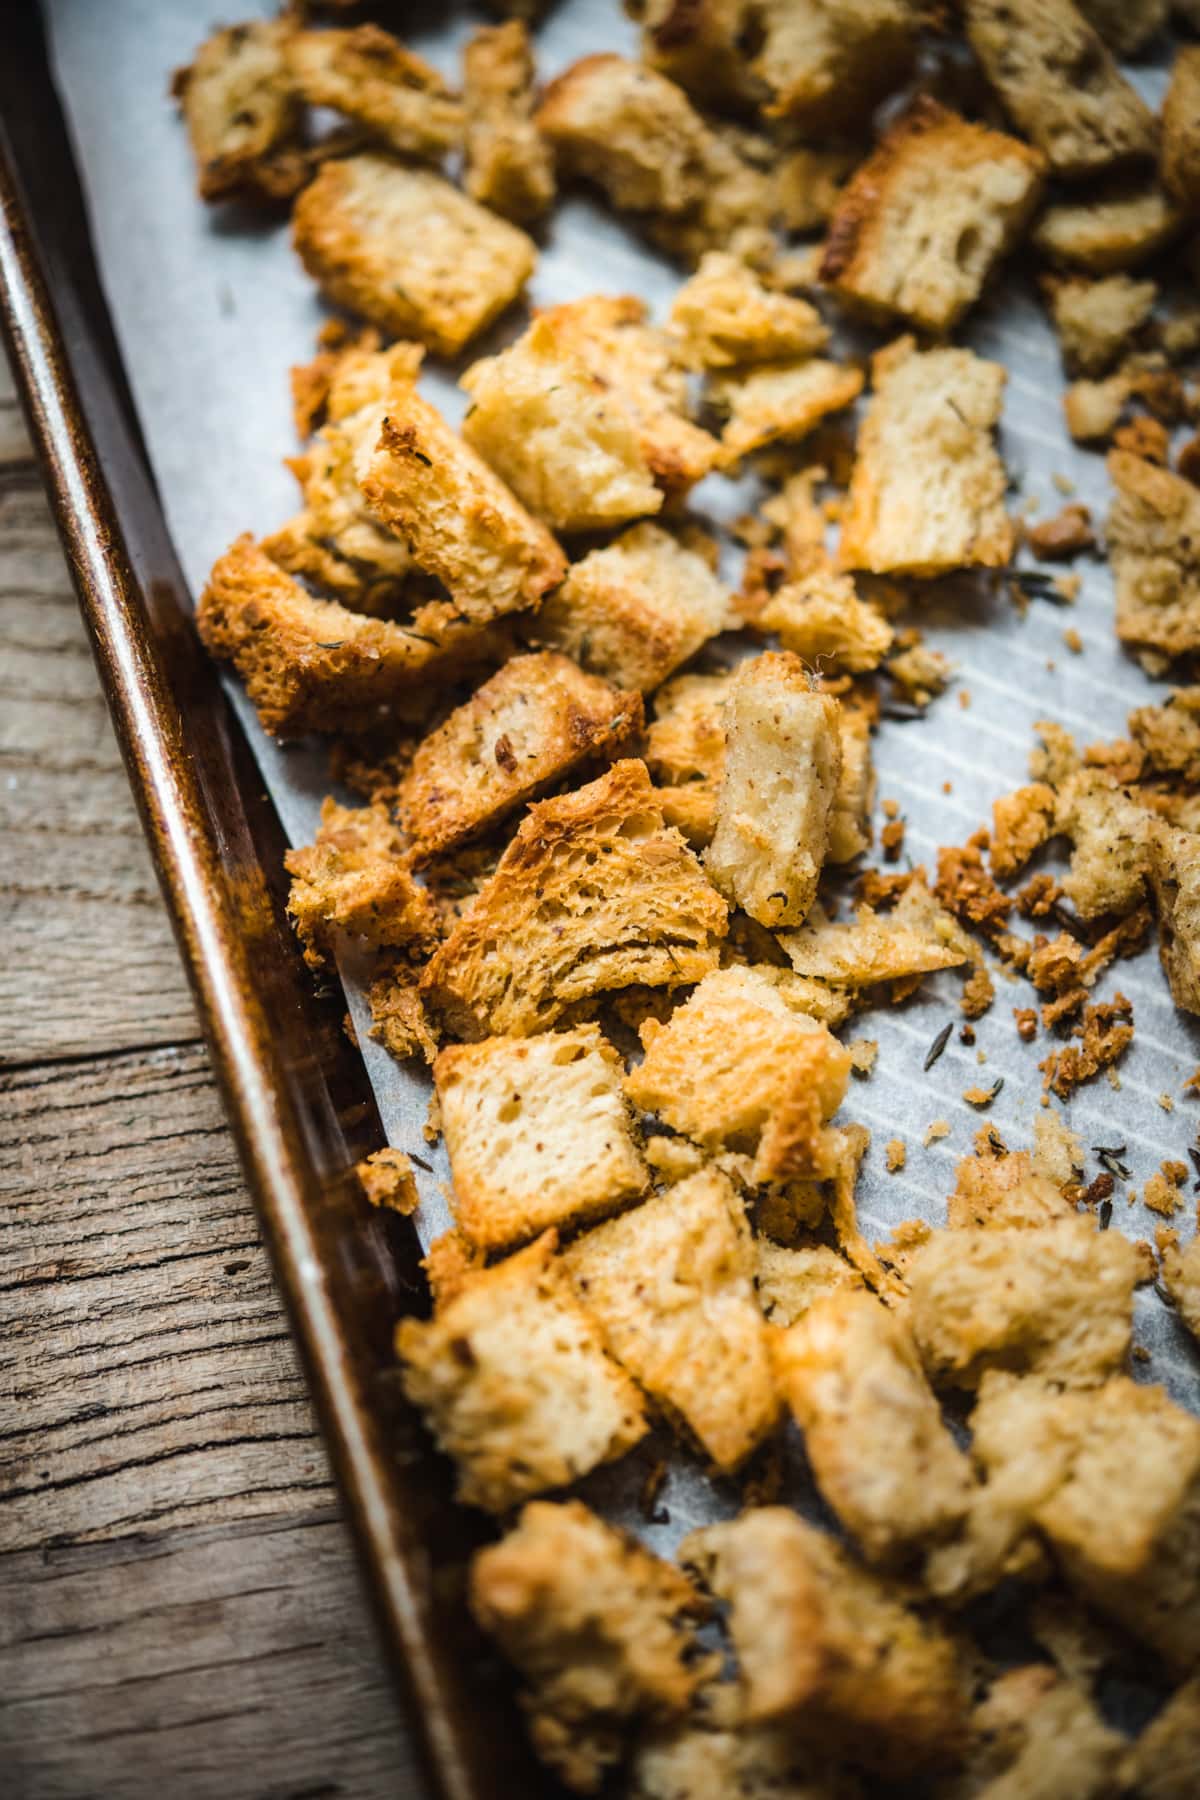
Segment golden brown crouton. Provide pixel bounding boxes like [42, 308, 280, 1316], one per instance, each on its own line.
[470, 1500, 707, 1793]
[776, 879, 971, 990]
[759, 567, 894, 677]
[1032, 176, 1184, 273]
[991, 783, 1058, 881]
[682, 1509, 968, 1774]
[828, 704, 876, 865]
[1119, 1672, 1200, 1800]
[292, 155, 536, 356]
[705, 653, 842, 931]
[1162, 47, 1200, 213]
[285, 26, 462, 160]
[643, 671, 733, 849]
[948, 1147, 1077, 1230]
[171, 20, 305, 203]
[753, 1241, 865, 1328]
[1108, 450, 1200, 659]
[396, 1235, 646, 1514]
[421, 760, 727, 1040]
[359, 390, 566, 624]
[709, 360, 864, 465]
[751, 0, 918, 135]
[645, 127, 777, 270]
[565, 1170, 779, 1471]
[964, 0, 1157, 178]
[196, 535, 500, 736]
[462, 21, 555, 223]
[625, 966, 852, 1185]
[284, 797, 437, 969]
[368, 951, 439, 1066]
[1045, 274, 1158, 377]
[1149, 822, 1200, 1014]
[356, 1146, 418, 1214]
[1064, 371, 1131, 442]
[536, 53, 717, 215]
[400, 653, 641, 860]
[434, 1027, 648, 1252]
[821, 98, 1043, 334]
[668, 253, 829, 370]
[909, 1218, 1140, 1390]
[1054, 768, 1152, 919]
[535, 524, 736, 695]
[630, 1712, 852, 1800]
[838, 337, 1013, 578]
[774, 143, 862, 236]
[634, 0, 758, 112]
[1130, 687, 1200, 779]
[970, 1671, 1126, 1800]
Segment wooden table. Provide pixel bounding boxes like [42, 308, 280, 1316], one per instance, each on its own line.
[0, 351, 421, 1798]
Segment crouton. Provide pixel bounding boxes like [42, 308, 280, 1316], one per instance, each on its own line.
[536, 54, 718, 215]
[772, 1291, 974, 1567]
[646, 127, 777, 270]
[705, 653, 841, 930]
[1130, 688, 1200, 779]
[964, 0, 1157, 178]
[359, 389, 566, 623]
[753, 1241, 864, 1327]
[759, 568, 894, 677]
[668, 253, 829, 370]
[196, 534, 501, 736]
[397, 1234, 646, 1512]
[462, 21, 555, 223]
[171, 20, 304, 204]
[470, 1500, 707, 1793]
[356, 1146, 418, 1215]
[368, 951, 439, 1066]
[285, 26, 462, 160]
[774, 143, 862, 235]
[820, 98, 1043, 334]
[634, 0, 759, 113]
[1055, 767, 1152, 918]
[909, 1218, 1140, 1390]
[1045, 274, 1158, 376]
[682, 1510, 968, 1773]
[1163, 47, 1200, 213]
[1076, 0, 1167, 52]
[292, 155, 536, 356]
[1160, 1231, 1200, 1344]
[709, 360, 864, 464]
[1032, 176, 1184, 273]
[1120, 1673, 1200, 1800]
[776, 879, 971, 990]
[751, 0, 918, 135]
[1108, 450, 1200, 658]
[630, 1714, 849, 1800]
[284, 797, 437, 969]
[970, 1672, 1126, 1800]
[838, 337, 1013, 578]
[400, 654, 641, 860]
[990, 783, 1058, 881]
[1149, 822, 1200, 1014]
[643, 671, 733, 848]
[421, 760, 727, 1039]
[565, 1170, 778, 1470]
[948, 1147, 1078, 1230]
[434, 1027, 648, 1252]
[535, 524, 736, 695]
[828, 703, 876, 864]
[625, 965, 852, 1184]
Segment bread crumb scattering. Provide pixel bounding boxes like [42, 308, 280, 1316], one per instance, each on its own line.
[886, 1138, 907, 1173]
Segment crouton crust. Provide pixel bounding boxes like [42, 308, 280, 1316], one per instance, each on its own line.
[751, 0, 918, 135]
[292, 155, 536, 356]
[635, 0, 760, 113]
[777, 880, 971, 989]
[948, 1147, 1077, 1230]
[759, 568, 894, 678]
[1149, 822, 1200, 1015]
[1163, 48, 1200, 213]
[710, 360, 865, 464]
[172, 20, 305, 204]
[1107, 450, 1200, 658]
[820, 97, 1043, 334]
[991, 783, 1058, 880]
[284, 797, 437, 968]
[535, 53, 716, 216]
[285, 25, 463, 160]
[463, 21, 555, 223]
[421, 760, 727, 1040]
[643, 671, 733, 848]
[753, 1242, 865, 1328]
[668, 252, 829, 370]
[1044, 274, 1157, 377]
[1032, 177, 1184, 273]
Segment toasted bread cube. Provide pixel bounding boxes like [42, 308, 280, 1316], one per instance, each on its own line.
[964, 0, 1157, 178]
[536, 524, 737, 695]
[909, 1218, 1140, 1391]
[1055, 767, 1151, 917]
[839, 336, 1012, 578]
[421, 760, 727, 1039]
[705, 653, 841, 930]
[1149, 823, 1200, 1015]
[1159, 1232, 1200, 1344]
[710, 360, 864, 464]
[462, 21, 555, 223]
[754, 1242, 864, 1328]
[461, 297, 720, 532]
[1119, 1673, 1200, 1800]
[759, 568, 893, 677]
[1076, 0, 1167, 52]
[566, 1171, 778, 1470]
[948, 1147, 1077, 1230]
[821, 98, 1043, 334]
[635, 0, 760, 113]
[1032, 176, 1184, 273]
[990, 783, 1058, 880]
[1064, 371, 1130, 443]
[773, 1291, 974, 1566]
[1163, 48, 1200, 213]
[1044, 274, 1157, 377]
[1109, 450, 1200, 660]
[359, 387, 565, 624]
[683, 1510, 967, 1773]
[536, 53, 717, 216]
[400, 653, 642, 860]
[777, 878, 970, 989]
[396, 1235, 647, 1513]
[196, 535, 500, 736]
[285, 26, 462, 160]
[646, 127, 778, 271]
[471, 1500, 707, 1793]
[774, 143, 861, 236]
[968, 1671, 1125, 1800]
[668, 253, 829, 370]
[751, 0, 917, 134]
[828, 703, 875, 864]
[434, 1027, 649, 1252]
[644, 671, 733, 849]
[292, 155, 535, 356]
[284, 797, 437, 968]
[1130, 688, 1200, 780]
[631, 1714, 850, 1800]
[171, 20, 304, 204]
[625, 966, 852, 1185]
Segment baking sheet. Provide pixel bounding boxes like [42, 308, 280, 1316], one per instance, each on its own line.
[43, 0, 1200, 1541]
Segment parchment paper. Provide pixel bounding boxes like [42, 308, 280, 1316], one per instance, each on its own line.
[43, 0, 1200, 1545]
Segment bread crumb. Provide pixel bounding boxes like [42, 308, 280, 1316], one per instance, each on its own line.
[1027, 503, 1094, 560]
[886, 1139, 907, 1172]
[356, 1146, 419, 1214]
[964, 1081, 1003, 1108]
[1064, 628, 1084, 654]
[1161, 1093, 1176, 1113]
[849, 1038, 879, 1077]
[1053, 472, 1075, 495]
[924, 1119, 951, 1146]
[1144, 1162, 1188, 1217]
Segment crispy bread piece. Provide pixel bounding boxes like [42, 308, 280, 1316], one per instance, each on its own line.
[777, 879, 971, 989]
[710, 360, 864, 464]
[1076, 0, 1168, 52]
[421, 760, 727, 1039]
[948, 1147, 1077, 1230]
[368, 951, 439, 1066]
[1163, 47, 1200, 213]
[470, 1500, 707, 1793]
[821, 98, 1043, 334]
[990, 782, 1057, 880]
[753, 1242, 864, 1328]
[635, 0, 759, 113]
[536, 523, 736, 695]
[400, 653, 641, 859]
[838, 337, 1012, 577]
[1064, 371, 1130, 442]
[1045, 274, 1157, 376]
[625, 965, 852, 1184]
[909, 1218, 1140, 1390]
[1149, 822, 1200, 1014]
[970, 1672, 1125, 1800]
[751, 0, 917, 135]
[772, 1291, 973, 1566]
[644, 671, 733, 849]
[356, 1146, 418, 1215]
[284, 797, 437, 968]
[775, 144, 861, 236]
[1108, 450, 1200, 659]
[1055, 767, 1152, 918]
[759, 568, 893, 677]
[1160, 1232, 1200, 1342]
[1119, 1673, 1200, 1800]
[828, 704, 875, 864]
[668, 253, 829, 370]
[646, 128, 777, 270]
[964, 0, 1157, 178]
[1032, 176, 1184, 272]
[285, 26, 462, 160]
[292, 155, 535, 356]
[535, 53, 718, 215]
[359, 389, 566, 623]
[396, 1234, 646, 1512]
[1130, 687, 1200, 780]
[172, 20, 305, 203]
[683, 1510, 967, 1774]
[705, 653, 841, 930]
[462, 21, 555, 223]
[434, 1026, 648, 1251]
[630, 1713, 854, 1800]
[566, 1171, 778, 1470]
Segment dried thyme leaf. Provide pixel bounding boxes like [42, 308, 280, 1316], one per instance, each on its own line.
[1093, 1143, 1131, 1181]
[924, 1021, 953, 1073]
